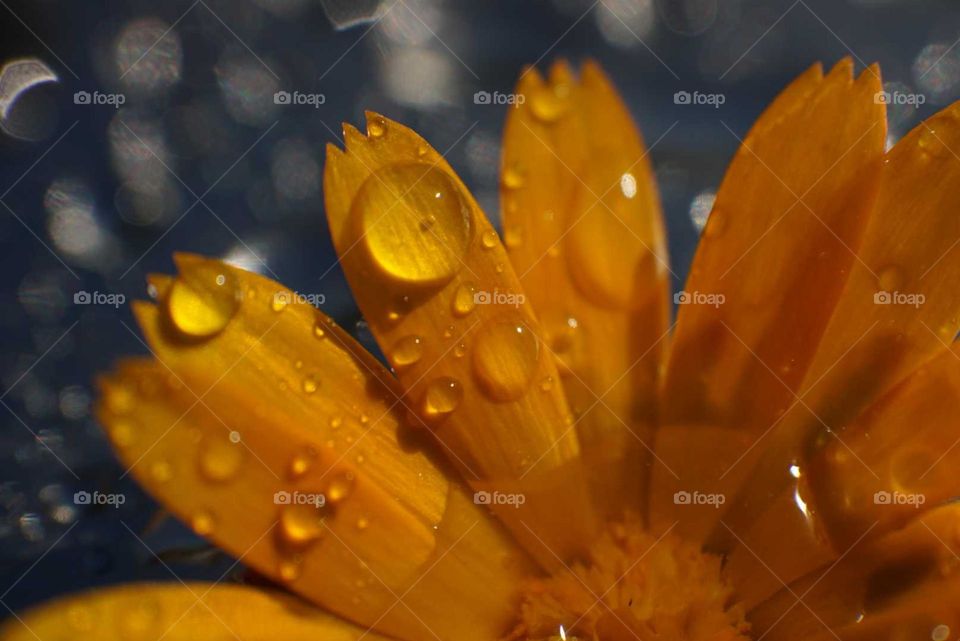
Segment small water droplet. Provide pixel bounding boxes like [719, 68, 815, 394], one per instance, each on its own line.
[150, 460, 172, 482]
[530, 86, 567, 122]
[451, 283, 478, 318]
[289, 452, 312, 478]
[481, 230, 498, 249]
[167, 262, 241, 338]
[453, 342, 466, 358]
[422, 377, 463, 418]
[329, 416, 342, 429]
[540, 376, 554, 392]
[280, 504, 325, 546]
[327, 471, 355, 504]
[502, 163, 525, 189]
[368, 116, 386, 138]
[302, 375, 319, 394]
[390, 335, 424, 368]
[279, 558, 301, 582]
[353, 163, 472, 285]
[472, 321, 540, 401]
[313, 321, 326, 339]
[112, 421, 134, 447]
[200, 437, 243, 482]
[356, 516, 369, 530]
[504, 225, 523, 248]
[191, 510, 214, 535]
[877, 265, 905, 292]
[294, 359, 303, 370]
[271, 293, 288, 312]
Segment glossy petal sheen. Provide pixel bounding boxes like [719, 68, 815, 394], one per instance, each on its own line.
[652, 59, 886, 540]
[501, 61, 670, 518]
[323, 112, 600, 566]
[98, 255, 534, 641]
[0, 583, 392, 641]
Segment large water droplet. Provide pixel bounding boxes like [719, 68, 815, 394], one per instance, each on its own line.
[472, 320, 540, 401]
[199, 437, 243, 482]
[167, 262, 241, 337]
[280, 504, 326, 547]
[352, 163, 472, 285]
[390, 335, 423, 368]
[422, 377, 463, 418]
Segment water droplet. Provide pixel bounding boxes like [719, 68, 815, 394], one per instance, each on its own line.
[919, 127, 948, 158]
[502, 163, 525, 189]
[106, 385, 134, 414]
[280, 504, 325, 546]
[167, 262, 241, 338]
[542, 311, 580, 354]
[289, 452, 312, 478]
[481, 230, 498, 249]
[327, 471, 355, 504]
[279, 558, 301, 582]
[356, 516, 369, 530]
[150, 460, 172, 482]
[540, 376, 554, 392]
[453, 342, 466, 358]
[294, 359, 303, 370]
[313, 321, 326, 339]
[329, 416, 342, 429]
[422, 377, 463, 418]
[504, 225, 523, 248]
[368, 116, 386, 138]
[473, 321, 540, 401]
[302, 375, 319, 394]
[112, 421, 134, 447]
[271, 293, 288, 312]
[877, 265, 905, 292]
[191, 510, 214, 535]
[530, 87, 567, 122]
[452, 283, 477, 317]
[229, 430, 241, 444]
[390, 335, 424, 368]
[352, 163, 472, 285]
[200, 437, 243, 481]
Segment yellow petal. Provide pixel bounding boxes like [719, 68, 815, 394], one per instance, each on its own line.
[98, 255, 535, 641]
[0, 583, 391, 641]
[500, 61, 670, 518]
[651, 59, 886, 539]
[713, 95, 960, 583]
[806, 344, 960, 544]
[748, 504, 960, 641]
[323, 112, 600, 566]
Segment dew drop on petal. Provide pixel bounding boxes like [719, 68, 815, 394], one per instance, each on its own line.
[390, 335, 424, 368]
[280, 504, 326, 546]
[191, 510, 215, 535]
[452, 283, 477, 316]
[327, 471, 355, 504]
[302, 375, 319, 394]
[472, 321, 540, 401]
[199, 437, 243, 482]
[352, 163, 472, 285]
[167, 264, 241, 338]
[422, 377, 463, 418]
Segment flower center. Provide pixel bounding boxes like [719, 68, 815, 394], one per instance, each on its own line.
[506, 521, 750, 641]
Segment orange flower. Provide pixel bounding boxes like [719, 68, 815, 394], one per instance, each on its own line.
[4, 58, 960, 641]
